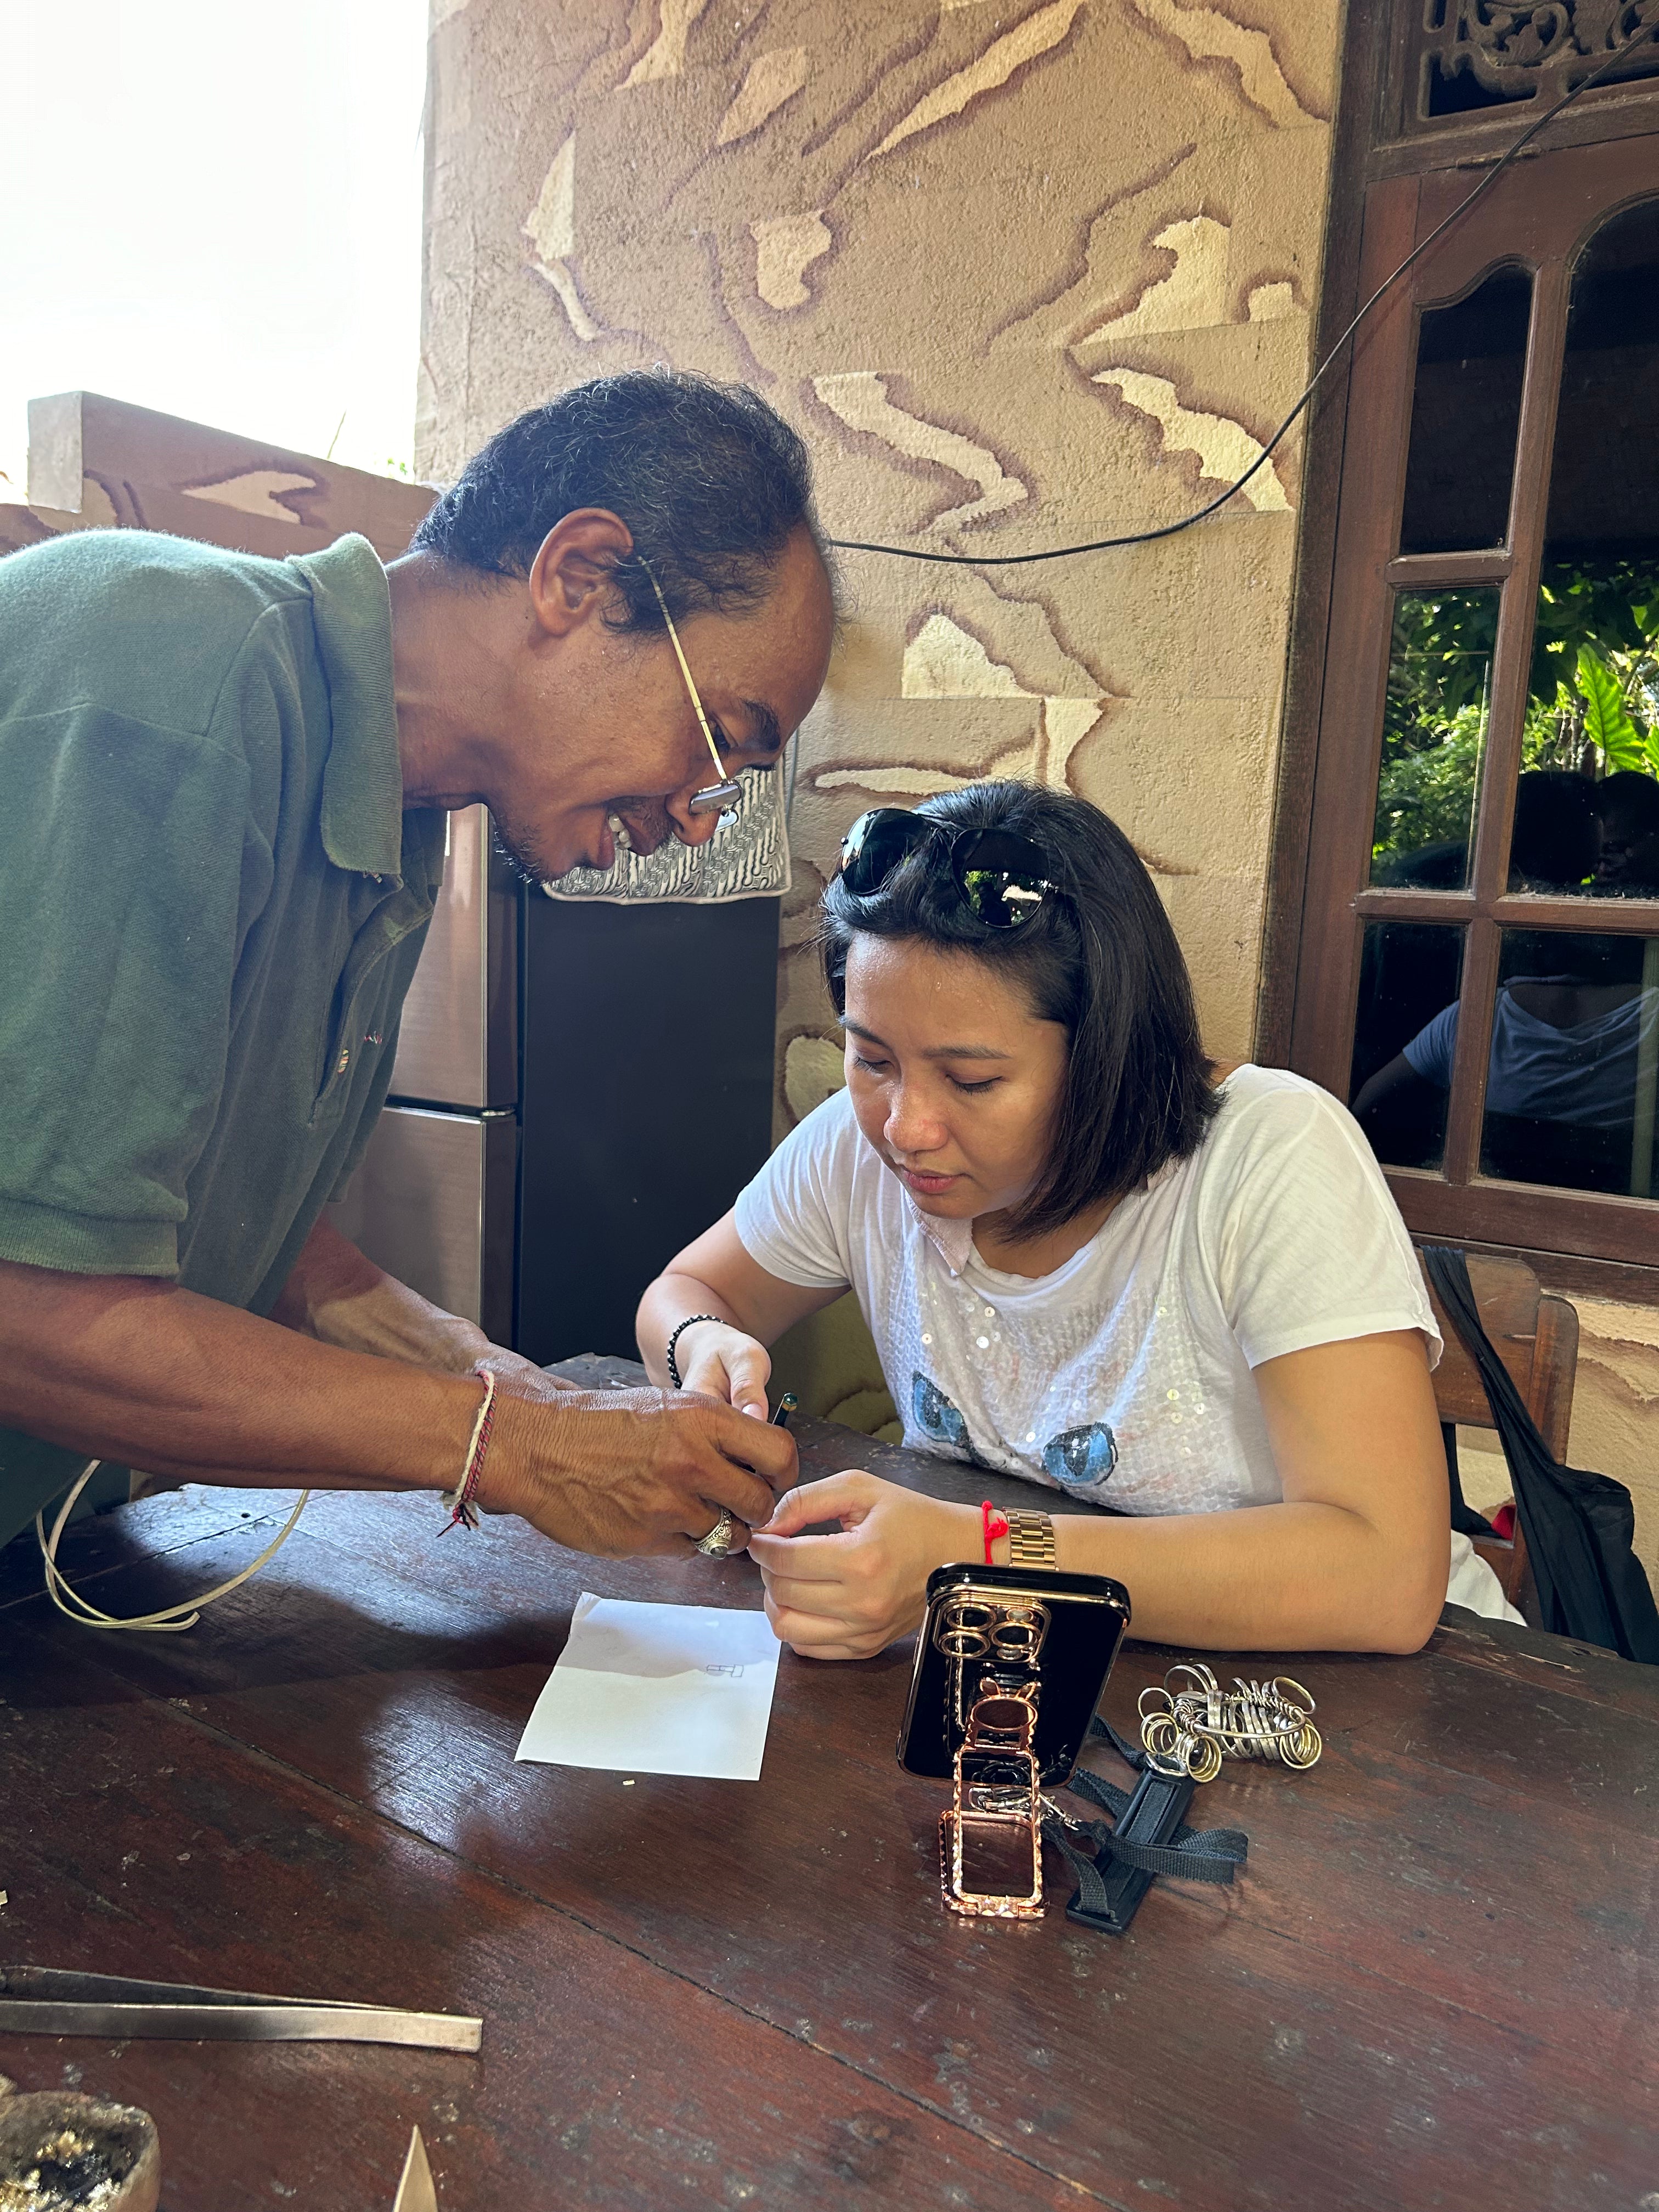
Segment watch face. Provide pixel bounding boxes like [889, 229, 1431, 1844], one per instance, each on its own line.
[897, 1564, 1131, 1782]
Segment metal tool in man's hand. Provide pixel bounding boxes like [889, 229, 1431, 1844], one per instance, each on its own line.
[0, 1967, 482, 2051]
[697, 1395, 795, 1556]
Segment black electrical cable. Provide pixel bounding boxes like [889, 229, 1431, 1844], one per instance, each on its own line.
[826, 17, 1659, 568]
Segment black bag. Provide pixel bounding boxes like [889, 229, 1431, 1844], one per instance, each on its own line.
[1423, 1246, 1659, 1664]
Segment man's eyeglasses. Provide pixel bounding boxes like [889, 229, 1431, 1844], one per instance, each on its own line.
[642, 565, 744, 821]
[836, 808, 1059, 929]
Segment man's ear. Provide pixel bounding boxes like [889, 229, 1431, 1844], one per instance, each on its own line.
[527, 507, 636, 639]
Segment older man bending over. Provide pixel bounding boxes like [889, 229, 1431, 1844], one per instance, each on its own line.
[0, 371, 833, 1561]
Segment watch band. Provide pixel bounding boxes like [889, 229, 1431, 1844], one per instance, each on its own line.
[1003, 1508, 1057, 1568]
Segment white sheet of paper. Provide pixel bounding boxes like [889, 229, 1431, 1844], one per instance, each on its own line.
[515, 1593, 781, 1781]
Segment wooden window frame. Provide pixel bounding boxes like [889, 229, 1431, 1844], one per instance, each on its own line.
[1262, 4, 1659, 1303]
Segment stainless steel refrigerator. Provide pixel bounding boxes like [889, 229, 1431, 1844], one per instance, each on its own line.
[328, 805, 780, 1362]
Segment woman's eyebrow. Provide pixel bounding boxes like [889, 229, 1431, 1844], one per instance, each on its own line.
[842, 1020, 1011, 1062]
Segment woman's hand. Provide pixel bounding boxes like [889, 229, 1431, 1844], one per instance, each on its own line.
[673, 1320, 774, 1419]
[748, 1472, 981, 1659]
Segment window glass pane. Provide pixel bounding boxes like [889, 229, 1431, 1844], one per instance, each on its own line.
[1371, 590, 1497, 889]
[1399, 266, 1531, 555]
[1472, 930, 1659, 1197]
[1350, 921, 1465, 1172]
[1524, 199, 1659, 895]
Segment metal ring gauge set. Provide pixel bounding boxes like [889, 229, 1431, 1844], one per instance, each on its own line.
[1138, 1664, 1322, 1784]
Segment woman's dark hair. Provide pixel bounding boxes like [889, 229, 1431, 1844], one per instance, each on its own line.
[410, 369, 826, 631]
[821, 782, 1218, 1241]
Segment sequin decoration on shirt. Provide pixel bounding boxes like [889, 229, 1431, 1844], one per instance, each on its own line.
[1042, 1421, 1118, 1492]
[912, 1373, 969, 1455]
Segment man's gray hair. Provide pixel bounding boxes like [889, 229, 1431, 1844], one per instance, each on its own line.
[411, 369, 828, 631]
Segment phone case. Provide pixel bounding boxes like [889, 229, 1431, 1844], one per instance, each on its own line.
[896, 1561, 1132, 1785]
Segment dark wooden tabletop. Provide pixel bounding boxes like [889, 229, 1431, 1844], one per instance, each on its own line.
[1, 1356, 1654, 2211]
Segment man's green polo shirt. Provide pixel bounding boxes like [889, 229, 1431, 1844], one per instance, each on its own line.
[0, 528, 447, 1546]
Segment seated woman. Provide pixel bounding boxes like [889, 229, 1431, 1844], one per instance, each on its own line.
[638, 782, 1513, 1660]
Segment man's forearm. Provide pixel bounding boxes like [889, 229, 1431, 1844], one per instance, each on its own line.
[269, 1216, 489, 1373]
[0, 1257, 478, 1493]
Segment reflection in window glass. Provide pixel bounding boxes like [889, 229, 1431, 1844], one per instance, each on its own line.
[1398, 266, 1531, 556]
[1471, 931, 1659, 1197]
[1525, 198, 1659, 894]
[1355, 929, 1659, 1197]
[1370, 591, 1497, 889]
[1350, 922, 1465, 1171]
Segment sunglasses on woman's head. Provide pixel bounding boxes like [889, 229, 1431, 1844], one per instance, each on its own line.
[836, 808, 1058, 928]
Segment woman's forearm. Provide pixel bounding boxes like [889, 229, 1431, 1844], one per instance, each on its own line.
[1048, 1498, 1446, 1654]
[636, 1271, 742, 1388]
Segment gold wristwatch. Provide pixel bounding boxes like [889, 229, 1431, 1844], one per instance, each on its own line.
[1004, 1508, 1057, 1568]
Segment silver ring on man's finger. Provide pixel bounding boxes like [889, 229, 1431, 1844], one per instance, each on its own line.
[695, 1509, 736, 1559]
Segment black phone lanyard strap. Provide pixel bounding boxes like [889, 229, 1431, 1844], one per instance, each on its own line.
[1042, 1720, 1249, 1933]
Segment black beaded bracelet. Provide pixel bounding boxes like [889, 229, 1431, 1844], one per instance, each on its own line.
[665, 1313, 724, 1390]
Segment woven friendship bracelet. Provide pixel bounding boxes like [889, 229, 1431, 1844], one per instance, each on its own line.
[442, 1365, 498, 1533]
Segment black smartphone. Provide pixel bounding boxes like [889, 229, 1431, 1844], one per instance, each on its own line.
[896, 1561, 1131, 1785]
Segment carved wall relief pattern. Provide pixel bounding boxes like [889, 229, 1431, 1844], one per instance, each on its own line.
[718, 49, 809, 147]
[1090, 370, 1290, 511]
[751, 213, 833, 309]
[809, 374, 1029, 531]
[868, 0, 1087, 159]
[422, 0, 1344, 1101]
[1121, 0, 1320, 126]
[523, 135, 604, 341]
[623, 0, 713, 87]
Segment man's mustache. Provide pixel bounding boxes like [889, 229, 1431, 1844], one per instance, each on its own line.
[607, 799, 675, 859]
[492, 798, 677, 887]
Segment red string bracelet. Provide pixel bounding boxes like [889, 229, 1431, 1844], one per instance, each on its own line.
[982, 1499, 1009, 1564]
[442, 1365, 497, 1533]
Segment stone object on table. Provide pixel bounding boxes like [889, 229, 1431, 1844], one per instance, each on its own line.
[0, 2087, 159, 2212]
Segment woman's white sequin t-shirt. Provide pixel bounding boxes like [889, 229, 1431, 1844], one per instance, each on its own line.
[733, 1066, 1443, 1517]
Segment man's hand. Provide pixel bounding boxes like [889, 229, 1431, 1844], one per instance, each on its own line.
[472, 1347, 584, 1400]
[275, 1221, 583, 1401]
[482, 1387, 798, 1558]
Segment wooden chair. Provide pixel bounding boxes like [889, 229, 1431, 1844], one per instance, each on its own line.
[1415, 1247, 1580, 1613]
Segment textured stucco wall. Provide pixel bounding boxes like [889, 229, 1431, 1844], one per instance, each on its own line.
[420, 2, 1659, 1582]
[420, 0, 1343, 1114]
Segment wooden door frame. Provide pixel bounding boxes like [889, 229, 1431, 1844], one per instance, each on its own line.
[1259, 2, 1659, 1302]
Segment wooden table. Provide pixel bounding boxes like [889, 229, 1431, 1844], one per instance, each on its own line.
[1, 1358, 1654, 2210]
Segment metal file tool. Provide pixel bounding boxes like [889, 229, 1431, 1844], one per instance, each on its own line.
[0, 1966, 482, 2051]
